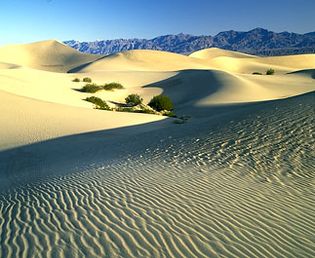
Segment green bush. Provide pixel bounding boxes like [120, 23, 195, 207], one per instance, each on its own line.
[72, 78, 80, 82]
[103, 82, 124, 90]
[80, 83, 102, 93]
[125, 94, 143, 106]
[83, 77, 92, 83]
[252, 72, 262, 75]
[133, 108, 156, 115]
[85, 96, 111, 110]
[148, 95, 174, 111]
[115, 107, 135, 112]
[266, 68, 275, 75]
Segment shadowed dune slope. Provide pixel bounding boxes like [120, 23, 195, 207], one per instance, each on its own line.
[144, 69, 315, 111]
[0, 40, 100, 72]
[288, 68, 315, 79]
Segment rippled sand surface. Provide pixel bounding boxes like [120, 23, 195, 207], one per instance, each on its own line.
[1, 93, 314, 257]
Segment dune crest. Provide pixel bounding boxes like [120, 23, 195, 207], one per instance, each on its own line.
[190, 47, 256, 59]
[0, 40, 100, 72]
[72, 49, 211, 72]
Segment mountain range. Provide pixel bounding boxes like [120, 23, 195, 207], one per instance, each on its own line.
[64, 28, 315, 56]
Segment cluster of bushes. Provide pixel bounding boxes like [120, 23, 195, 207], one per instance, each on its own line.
[79, 82, 124, 93]
[76, 78, 176, 117]
[85, 96, 111, 110]
[73, 77, 124, 93]
[148, 95, 173, 111]
[80, 83, 102, 93]
[84, 93, 175, 117]
[122, 94, 175, 117]
[72, 77, 92, 83]
[103, 82, 124, 90]
[252, 69, 275, 75]
[125, 94, 143, 106]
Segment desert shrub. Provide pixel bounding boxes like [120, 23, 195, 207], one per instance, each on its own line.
[85, 96, 111, 110]
[103, 82, 124, 90]
[148, 95, 174, 111]
[252, 72, 262, 75]
[115, 107, 135, 112]
[83, 77, 92, 83]
[133, 108, 156, 115]
[125, 94, 143, 106]
[72, 78, 80, 82]
[266, 68, 275, 75]
[80, 83, 102, 93]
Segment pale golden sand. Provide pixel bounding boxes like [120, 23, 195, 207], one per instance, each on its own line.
[0, 41, 314, 257]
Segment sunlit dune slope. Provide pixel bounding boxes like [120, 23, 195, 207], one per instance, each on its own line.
[0, 40, 100, 72]
[190, 48, 315, 74]
[190, 47, 256, 59]
[0, 90, 167, 150]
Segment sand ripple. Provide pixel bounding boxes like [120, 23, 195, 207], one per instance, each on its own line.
[0, 93, 314, 257]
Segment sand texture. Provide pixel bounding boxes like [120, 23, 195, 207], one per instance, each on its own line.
[0, 41, 314, 257]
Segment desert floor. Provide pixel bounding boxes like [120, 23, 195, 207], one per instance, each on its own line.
[0, 41, 314, 257]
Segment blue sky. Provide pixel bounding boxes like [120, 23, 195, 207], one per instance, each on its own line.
[0, 0, 314, 45]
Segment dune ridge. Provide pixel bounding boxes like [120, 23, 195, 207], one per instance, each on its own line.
[0, 40, 100, 72]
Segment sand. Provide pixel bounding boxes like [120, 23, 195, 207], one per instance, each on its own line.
[0, 41, 314, 257]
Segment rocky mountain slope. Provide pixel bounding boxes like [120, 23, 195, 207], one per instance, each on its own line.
[64, 28, 315, 56]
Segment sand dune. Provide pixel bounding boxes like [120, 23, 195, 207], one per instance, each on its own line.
[0, 90, 168, 151]
[0, 92, 314, 258]
[71, 49, 211, 72]
[0, 42, 315, 258]
[145, 69, 315, 109]
[288, 68, 315, 78]
[0, 40, 99, 72]
[190, 48, 315, 74]
[190, 47, 256, 59]
[0, 42, 314, 149]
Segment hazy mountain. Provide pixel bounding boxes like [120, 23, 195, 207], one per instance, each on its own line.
[64, 28, 315, 56]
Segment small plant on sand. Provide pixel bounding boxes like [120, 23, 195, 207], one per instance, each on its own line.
[80, 83, 102, 93]
[72, 78, 80, 82]
[83, 77, 92, 83]
[252, 72, 262, 75]
[266, 68, 275, 75]
[148, 95, 174, 111]
[85, 96, 111, 110]
[133, 107, 156, 115]
[103, 82, 124, 91]
[125, 94, 143, 106]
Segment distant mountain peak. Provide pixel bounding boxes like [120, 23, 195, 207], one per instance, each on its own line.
[64, 28, 315, 56]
